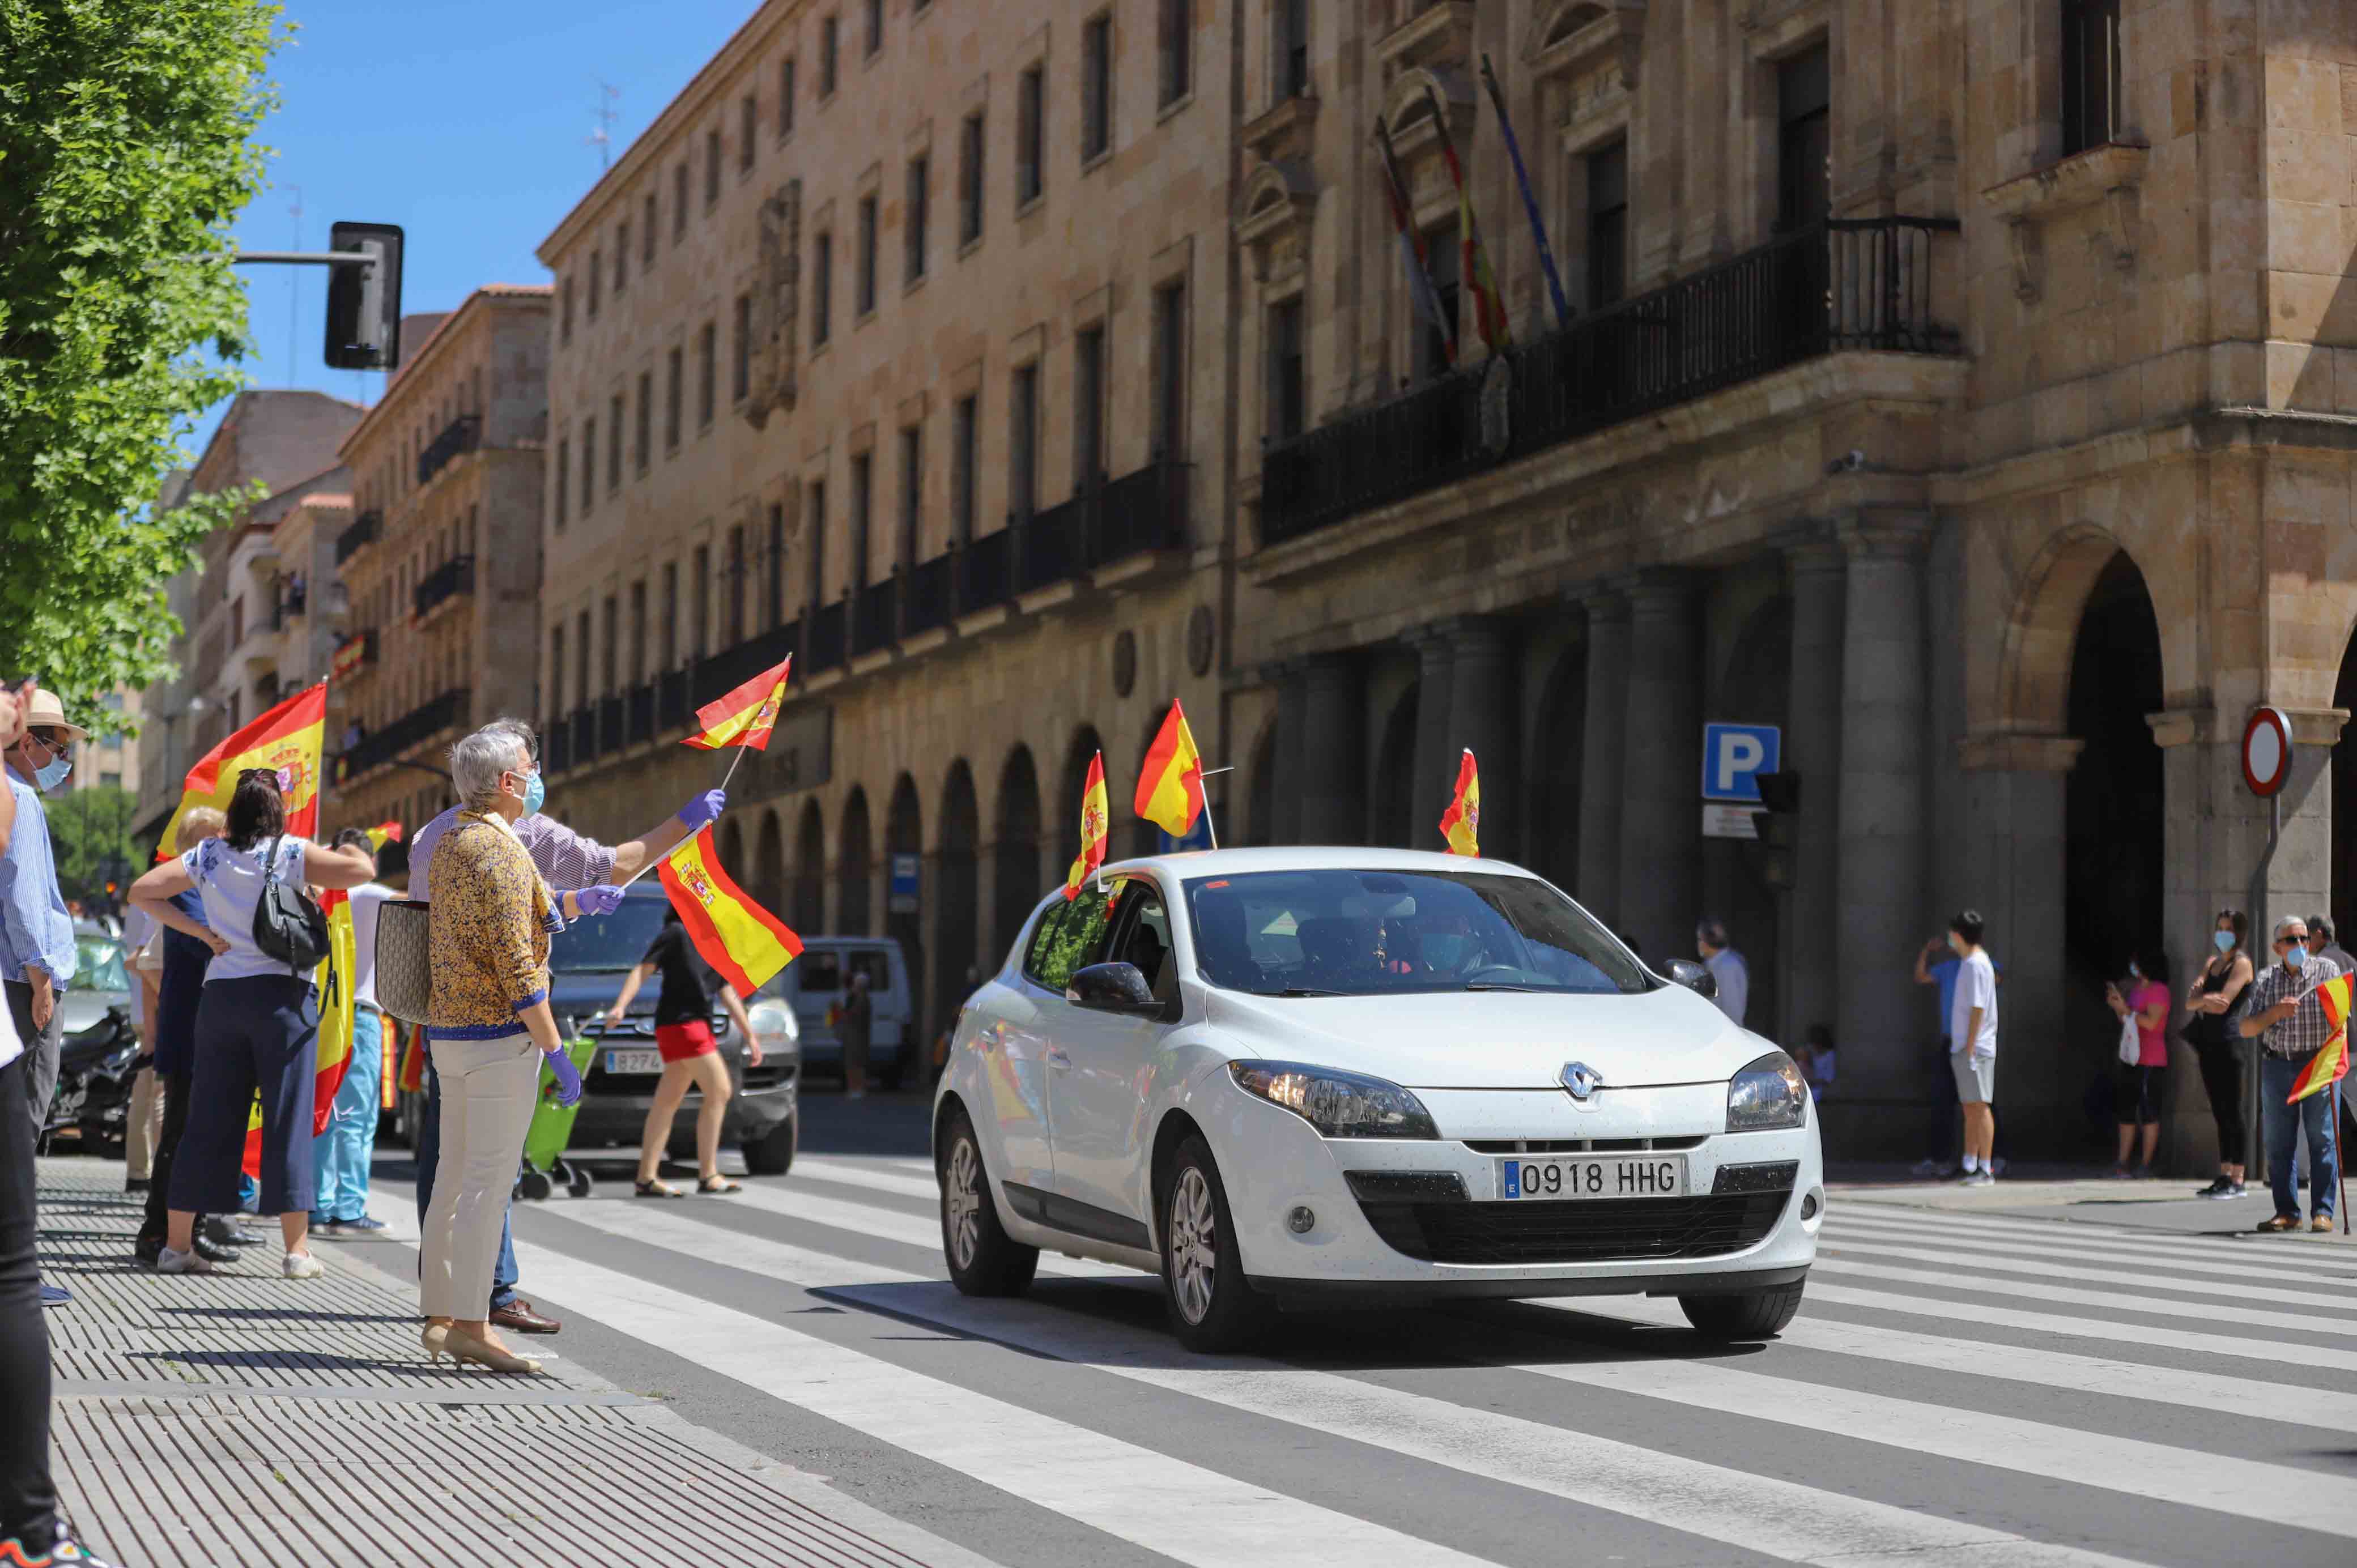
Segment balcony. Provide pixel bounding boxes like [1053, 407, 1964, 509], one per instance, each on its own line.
[330, 629, 377, 682]
[851, 578, 896, 656]
[597, 693, 626, 755]
[335, 510, 381, 567]
[1258, 217, 1962, 547]
[416, 414, 482, 487]
[412, 555, 476, 621]
[628, 683, 655, 747]
[805, 599, 847, 674]
[334, 688, 470, 783]
[568, 706, 595, 768]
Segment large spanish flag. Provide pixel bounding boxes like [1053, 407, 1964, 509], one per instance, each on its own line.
[1133, 700, 1205, 839]
[1063, 751, 1109, 900]
[2291, 972, 2354, 1103]
[683, 655, 792, 751]
[1438, 749, 1481, 857]
[659, 825, 803, 993]
[155, 683, 327, 860]
[310, 889, 358, 1135]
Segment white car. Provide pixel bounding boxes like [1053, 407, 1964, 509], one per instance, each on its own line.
[931, 847, 1822, 1351]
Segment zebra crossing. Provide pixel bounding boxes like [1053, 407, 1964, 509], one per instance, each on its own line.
[358, 1158, 2357, 1568]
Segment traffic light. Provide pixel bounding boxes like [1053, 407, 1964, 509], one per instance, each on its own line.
[325, 221, 405, 370]
[1753, 772, 1799, 889]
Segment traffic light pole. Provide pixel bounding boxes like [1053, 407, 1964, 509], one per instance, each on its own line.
[232, 250, 375, 266]
[233, 221, 405, 370]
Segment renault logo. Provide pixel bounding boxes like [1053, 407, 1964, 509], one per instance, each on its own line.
[1560, 1062, 1603, 1101]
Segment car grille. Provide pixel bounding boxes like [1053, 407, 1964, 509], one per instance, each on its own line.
[1462, 1136, 1708, 1154]
[1356, 1165, 1794, 1266]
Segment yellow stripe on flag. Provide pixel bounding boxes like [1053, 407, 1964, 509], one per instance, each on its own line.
[1133, 700, 1204, 839]
[2291, 972, 2354, 1103]
[683, 657, 792, 751]
[1065, 752, 1109, 900]
[658, 827, 804, 994]
[156, 683, 327, 861]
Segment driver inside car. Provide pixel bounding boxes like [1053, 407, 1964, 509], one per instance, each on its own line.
[1295, 916, 1379, 989]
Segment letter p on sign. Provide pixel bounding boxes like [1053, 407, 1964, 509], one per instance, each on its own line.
[1701, 723, 1782, 803]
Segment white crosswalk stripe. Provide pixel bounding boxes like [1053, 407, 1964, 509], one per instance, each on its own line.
[1817, 1232, 2350, 1309]
[1827, 1203, 2357, 1277]
[1822, 1208, 2357, 1288]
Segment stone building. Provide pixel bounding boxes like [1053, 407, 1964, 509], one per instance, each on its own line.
[327, 290, 550, 835]
[537, 0, 1235, 1045]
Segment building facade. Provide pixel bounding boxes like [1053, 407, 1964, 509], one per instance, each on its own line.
[537, 0, 1237, 1043]
[327, 289, 550, 835]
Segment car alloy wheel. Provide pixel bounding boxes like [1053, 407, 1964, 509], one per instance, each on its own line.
[944, 1137, 984, 1272]
[937, 1106, 1038, 1297]
[1167, 1166, 1218, 1325]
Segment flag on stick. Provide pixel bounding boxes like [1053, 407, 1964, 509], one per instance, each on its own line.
[1064, 751, 1110, 900]
[1374, 115, 1457, 367]
[156, 683, 327, 860]
[2291, 973, 2354, 1103]
[364, 821, 403, 851]
[397, 1021, 427, 1097]
[1479, 54, 1571, 331]
[1439, 749, 1482, 857]
[682, 655, 792, 751]
[240, 1096, 262, 1180]
[1133, 701, 1206, 840]
[1423, 84, 1513, 353]
[659, 826, 804, 994]
[310, 888, 358, 1134]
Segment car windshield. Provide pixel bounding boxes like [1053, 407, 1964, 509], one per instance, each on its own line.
[548, 896, 670, 974]
[793, 949, 891, 995]
[1183, 868, 1650, 998]
[71, 936, 129, 994]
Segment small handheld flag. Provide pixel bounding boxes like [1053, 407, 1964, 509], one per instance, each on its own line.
[683, 655, 792, 751]
[1133, 700, 1206, 840]
[1065, 751, 1109, 900]
[1439, 749, 1481, 857]
[2290, 972, 2353, 1103]
[658, 825, 805, 994]
[365, 821, 403, 851]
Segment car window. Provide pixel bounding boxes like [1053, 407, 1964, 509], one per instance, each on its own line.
[1023, 892, 1114, 993]
[549, 897, 671, 974]
[1106, 883, 1175, 1000]
[795, 948, 892, 995]
[1183, 868, 1649, 998]
[71, 936, 129, 994]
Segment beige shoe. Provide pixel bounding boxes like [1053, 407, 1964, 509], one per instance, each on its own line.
[420, 1323, 450, 1361]
[443, 1328, 543, 1375]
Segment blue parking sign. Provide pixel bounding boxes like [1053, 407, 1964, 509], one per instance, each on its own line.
[1701, 723, 1780, 803]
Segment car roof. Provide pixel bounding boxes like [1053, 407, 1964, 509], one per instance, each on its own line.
[1091, 846, 1547, 884]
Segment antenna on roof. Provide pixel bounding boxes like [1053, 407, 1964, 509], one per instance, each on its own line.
[588, 80, 622, 169]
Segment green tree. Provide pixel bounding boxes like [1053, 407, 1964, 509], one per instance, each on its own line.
[0, 0, 284, 727]
[45, 782, 141, 906]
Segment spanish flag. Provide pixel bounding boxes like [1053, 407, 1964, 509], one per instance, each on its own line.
[365, 821, 403, 851]
[240, 1095, 262, 1180]
[155, 682, 328, 860]
[1064, 751, 1109, 900]
[396, 1020, 427, 1098]
[683, 655, 792, 751]
[2290, 972, 2354, 1103]
[310, 888, 358, 1135]
[659, 825, 803, 993]
[1133, 700, 1205, 839]
[1439, 749, 1480, 857]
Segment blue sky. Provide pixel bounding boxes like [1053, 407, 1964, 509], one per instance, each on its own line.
[184, 0, 756, 460]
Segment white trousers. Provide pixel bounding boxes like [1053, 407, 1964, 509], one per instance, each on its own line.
[125, 1066, 165, 1181]
[418, 1032, 539, 1319]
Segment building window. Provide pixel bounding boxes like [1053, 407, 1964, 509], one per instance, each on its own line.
[636, 371, 653, 471]
[765, 504, 785, 627]
[615, 223, 630, 292]
[664, 347, 683, 450]
[1159, 0, 1191, 106]
[673, 161, 689, 239]
[555, 437, 569, 529]
[1151, 279, 1187, 459]
[820, 14, 839, 96]
[1585, 140, 1628, 310]
[1267, 296, 1304, 442]
[863, 0, 882, 57]
[951, 393, 977, 543]
[726, 523, 746, 645]
[661, 562, 678, 667]
[1275, 0, 1309, 100]
[856, 193, 878, 316]
[812, 230, 833, 344]
[1010, 363, 1039, 517]
[691, 545, 710, 657]
[575, 610, 591, 712]
[1074, 323, 1106, 487]
[732, 293, 752, 401]
[1416, 220, 1461, 381]
[1016, 65, 1045, 204]
[586, 249, 602, 318]
[696, 321, 717, 427]
[958, 112, 985, 245]
[899, 424, 922, 565]
[849, 451, 873, 585]
[550, 627, 565, 716]
[607, 394, 625, 490]
[1776, 44, 1830, 232]
[779, 57, 797, 135]
[560, 277, 573, 342]
[642, 194, 658, 262]
[629, 580, 648, 683]
[582, 417, 597, 508]
[905, 155, 929, 283]
[2061, 0, 2122, 156]
[806, 480, 827, 607]
[601, 595, 618, 694]
[1081, 15, 1112, 161]
[704, 129, 722, 205]
[739, 95, 756, 171]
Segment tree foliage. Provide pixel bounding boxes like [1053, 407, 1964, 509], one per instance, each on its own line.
[45, 782, 141, 905]
[0, 0, 283, 726]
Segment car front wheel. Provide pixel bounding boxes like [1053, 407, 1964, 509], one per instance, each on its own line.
[1679, 1280, 1805, 1341]
[939, 1108, 1037, 1297]
[1159, 1136, 1271, 1353]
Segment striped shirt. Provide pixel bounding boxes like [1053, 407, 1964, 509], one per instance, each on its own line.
[2244, 953, 2338, 1060]
[411, 807, 618, 912]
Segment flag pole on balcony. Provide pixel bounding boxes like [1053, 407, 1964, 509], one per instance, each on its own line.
[1478, 54, 1571, 332]
[1373, 114, 1456, 369]
[1422, 83, 1512, 355]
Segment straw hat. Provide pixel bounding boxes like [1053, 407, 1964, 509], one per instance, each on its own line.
[18, 688, 90, 745]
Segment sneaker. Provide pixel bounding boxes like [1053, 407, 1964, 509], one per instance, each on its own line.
[37, 1284, 69, 1309]
[2194, 1176, 2230, 1198]
[0, 1531, 121, 1566]
[1950, 1167, 1980, 1183]
[156, 1246, 215, 1275]
[338, 1215, 388, 1233]
[282, 1251, 324, 1280]
[308, 1212, 339, 1234]
[2106, 1166, 2132, 1181]
[2223, 1181, 2248, 1199]
[1962, 1169, 1996, 1188]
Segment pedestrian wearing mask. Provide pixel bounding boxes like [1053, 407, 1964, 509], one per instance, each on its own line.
[2184, 909, 2253, 1198]
[2236, 916, 2341, 1233]
[1, 687, 82, 1311]
[840, 969, 874, 1101]
[2105, 950, 2171, 1178]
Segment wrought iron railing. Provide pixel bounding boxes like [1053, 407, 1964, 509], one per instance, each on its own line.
[545, 720, 572, 774]
[959, 527, 1012, 612]
[413, 555, 475, 620]
[335, 688, 470, 779]
[568, 707, 595, 766]
[852, 578, 895, 654]
[659, 668, 692, 731]
[416, 414, 482, 487]
[1260, 216, 1960, 546]
[904, 555, 952, 637]
[595, 694, 624, 756]
[627, 683, 655, 747]
[335, 510, 381, 566]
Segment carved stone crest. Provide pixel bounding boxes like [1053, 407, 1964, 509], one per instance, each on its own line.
[744, 180, 802, 428]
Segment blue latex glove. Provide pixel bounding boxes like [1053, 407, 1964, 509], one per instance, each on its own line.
[677, 789, 727, 831]
[543, 1048, 584, 1108]
[574, 883, 624, 917]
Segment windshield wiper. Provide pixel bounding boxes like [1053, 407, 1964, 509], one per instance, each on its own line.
[1274, 986, 1346, 998]
[1462, 981, 1541, 991]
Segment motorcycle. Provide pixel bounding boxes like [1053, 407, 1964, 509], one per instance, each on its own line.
[46, 1002, 141, 1157]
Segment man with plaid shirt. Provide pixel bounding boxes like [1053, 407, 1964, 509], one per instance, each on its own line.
[2239, 914, 2342, 1233]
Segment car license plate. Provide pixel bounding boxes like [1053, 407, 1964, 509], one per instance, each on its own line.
[1499, 1154, 1687, 1201]
[603, 1049, 662, 1076]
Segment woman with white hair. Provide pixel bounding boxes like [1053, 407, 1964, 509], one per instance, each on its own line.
[419, 727, 583, 1374]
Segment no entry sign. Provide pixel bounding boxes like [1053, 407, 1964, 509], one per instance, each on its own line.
[2241, 706, 2293, 797]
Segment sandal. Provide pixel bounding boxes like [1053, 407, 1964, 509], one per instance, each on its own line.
[697, 1176, 742, 1195]
[634, 1179, 684, 1199]
[2256, 1213, 2301, 1232]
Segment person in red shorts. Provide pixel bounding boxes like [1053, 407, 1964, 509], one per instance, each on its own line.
[597, 906, 763, 1197]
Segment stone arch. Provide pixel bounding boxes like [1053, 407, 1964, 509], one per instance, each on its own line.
[1379, 64, 1475, 142]
[838, 786, 874, 936]
[936, 760, 981, 1020]
[1995, 524, 2144, 738]
[885, 773, 924, 1026]
[993, 745, 1043, 958]
[792, 798, 825, 933]
[754, 807, 785, 917]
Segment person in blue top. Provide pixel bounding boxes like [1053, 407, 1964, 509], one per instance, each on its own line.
[1, 688, 80, 1147]
[1912, 932, 2003, 1177]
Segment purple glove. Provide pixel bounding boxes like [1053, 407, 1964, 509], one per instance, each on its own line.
[677, 789, 726, 831]
[543, 1049, 583, 1108]
[574, 884, 624, 917]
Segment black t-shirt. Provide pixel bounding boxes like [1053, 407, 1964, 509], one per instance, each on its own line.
[641, 923, 720, 1027]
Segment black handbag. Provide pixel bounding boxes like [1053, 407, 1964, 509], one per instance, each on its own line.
[252, 834, 330, 973]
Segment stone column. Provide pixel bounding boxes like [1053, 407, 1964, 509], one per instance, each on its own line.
[1299, 653, 1368, 845]
[1783, 543, 1845, 1047]
[1444, 617, 1514, 857]
[1832, 517, 1932, 1142]
[1618, 570, 1700, 962]
[1408, 629, 1457, 841]
[1270, 663, 1308, 845]
[1576, 590, 1630, 925]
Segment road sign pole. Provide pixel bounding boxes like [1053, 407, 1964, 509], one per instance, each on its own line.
[2240, 706, 2293, 1188]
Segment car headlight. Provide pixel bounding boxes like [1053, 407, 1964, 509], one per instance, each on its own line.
[747, 997, 801, 1058]
[1228, 1059, 1438, 1139]
[1727, 1050, 1808, 1131]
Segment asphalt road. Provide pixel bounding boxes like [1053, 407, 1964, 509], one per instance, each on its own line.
[347, 1088, 2357, 1568]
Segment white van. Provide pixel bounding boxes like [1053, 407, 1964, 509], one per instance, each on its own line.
[764, 937, 915, 1089]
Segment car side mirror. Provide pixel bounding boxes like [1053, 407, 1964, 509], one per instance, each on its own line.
[1666, 958, 1718, 1000]
[1067, 961, 1159, 1013]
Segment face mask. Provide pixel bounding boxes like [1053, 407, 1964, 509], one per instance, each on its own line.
[28, 739, 69, 793]
[521, 769, 546, 817]
[2214, 930, 2236, 952]
[2128, 962, 2141, 979]
[2287, 945, 2309, 966]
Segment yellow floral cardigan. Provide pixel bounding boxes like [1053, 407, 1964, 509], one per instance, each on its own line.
[425, 811, 558, 1041]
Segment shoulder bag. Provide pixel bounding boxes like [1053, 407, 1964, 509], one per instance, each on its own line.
[252, 835, 331, 974]
[374, 899, 433, 1024]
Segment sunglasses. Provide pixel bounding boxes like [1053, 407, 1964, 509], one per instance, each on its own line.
[2275, 934, 2309, 946]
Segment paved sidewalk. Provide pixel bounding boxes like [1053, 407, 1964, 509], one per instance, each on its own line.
[1830, 1170, 2356, 1243]
[34, 1160, 985, 1568]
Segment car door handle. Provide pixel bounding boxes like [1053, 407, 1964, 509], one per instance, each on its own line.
[1046, 1047, 1072, 1071]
